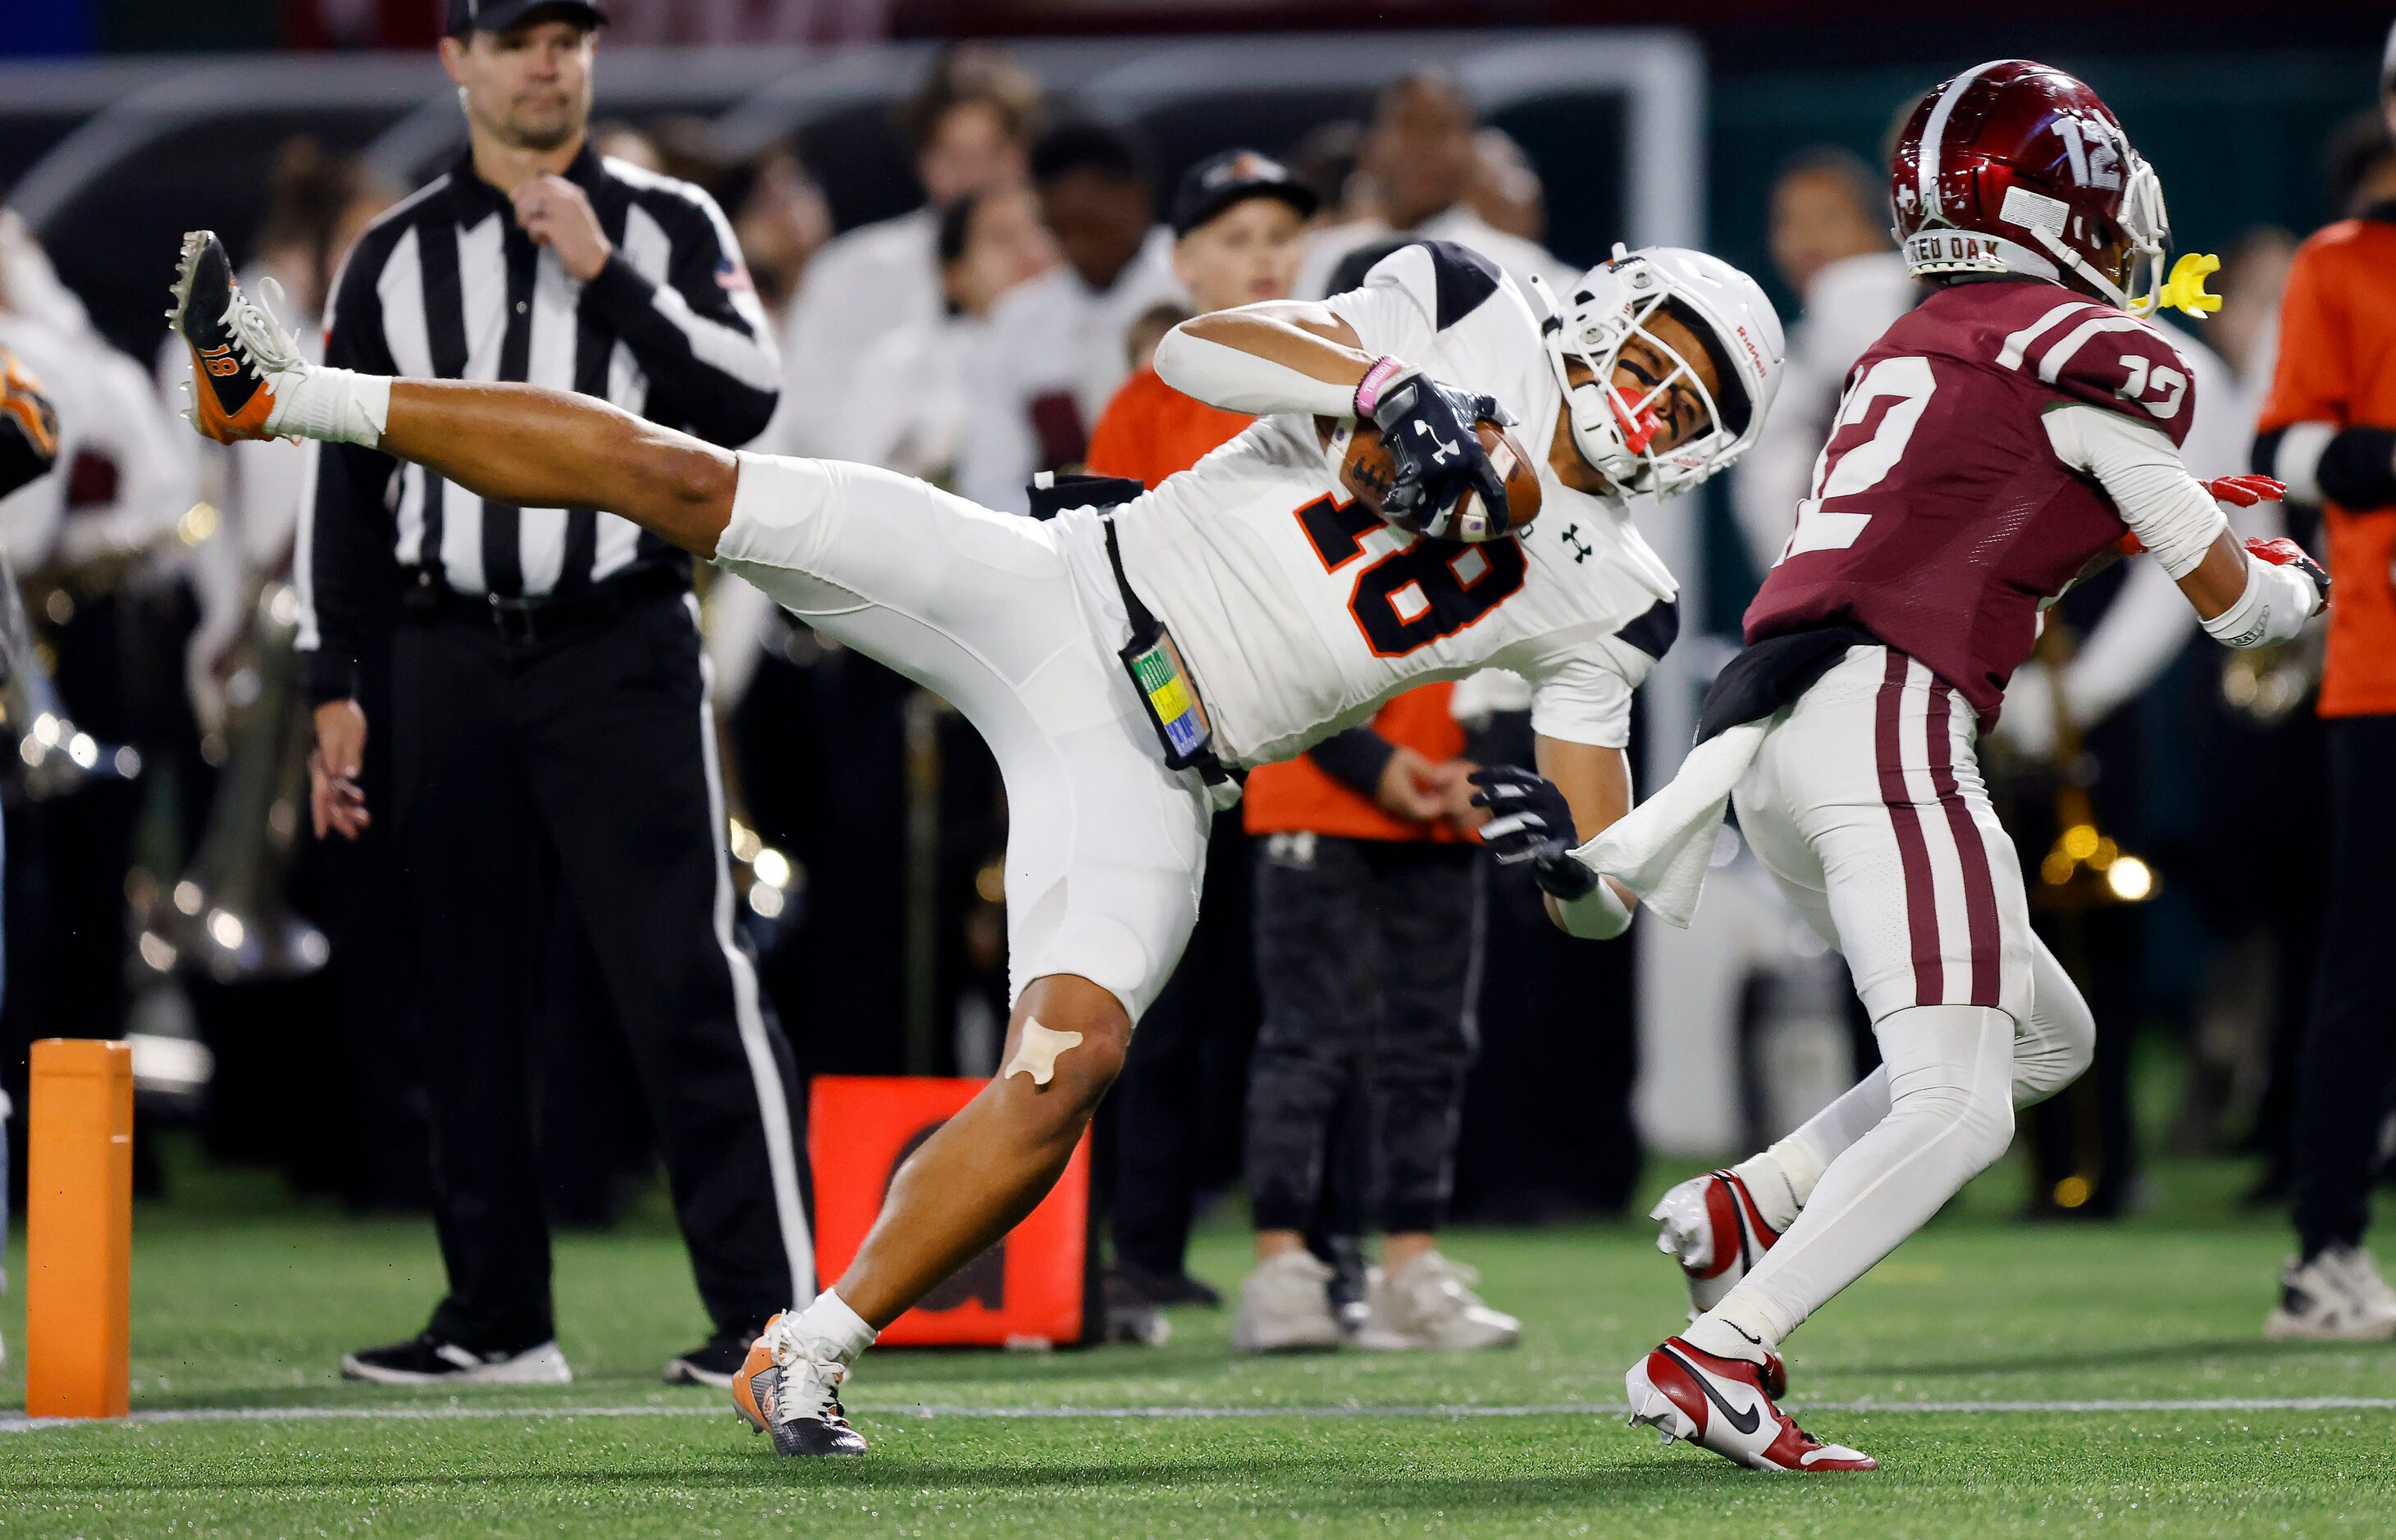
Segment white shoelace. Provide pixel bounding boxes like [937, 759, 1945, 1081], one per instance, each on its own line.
[220, 276, 302, 384]
[760, 1316, 848, 1425]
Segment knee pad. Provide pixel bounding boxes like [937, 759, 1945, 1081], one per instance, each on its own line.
[1877, 1004, 2017, 1177]
[2011, 942, 2095, 1108]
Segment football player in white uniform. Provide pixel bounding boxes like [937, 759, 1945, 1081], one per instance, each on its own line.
[169, 226, 1782, 1456]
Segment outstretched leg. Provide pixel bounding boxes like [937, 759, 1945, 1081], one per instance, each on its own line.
[171, 230, 737, 554]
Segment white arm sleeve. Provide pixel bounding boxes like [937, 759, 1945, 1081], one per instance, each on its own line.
[1150, 322, 1361, 419]
[2041, 403, 2226, 580]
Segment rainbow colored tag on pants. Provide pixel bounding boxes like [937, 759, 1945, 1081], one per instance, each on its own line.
[1127, 631, 1211, 763]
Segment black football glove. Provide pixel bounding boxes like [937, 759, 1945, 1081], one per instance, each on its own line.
[1362, 369, 1511, 541]
[1469, 765, 1596, 899]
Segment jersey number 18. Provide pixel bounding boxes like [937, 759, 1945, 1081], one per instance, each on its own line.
[1296, 494, 1527, 658]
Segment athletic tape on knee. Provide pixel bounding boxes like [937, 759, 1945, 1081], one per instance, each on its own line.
[1002, 1018, 1084, 1087]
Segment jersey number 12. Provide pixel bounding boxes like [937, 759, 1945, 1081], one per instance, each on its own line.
[1779, 354, 1938, 564]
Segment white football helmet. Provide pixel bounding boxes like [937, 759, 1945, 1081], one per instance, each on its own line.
[1529, 245, 1785, 498]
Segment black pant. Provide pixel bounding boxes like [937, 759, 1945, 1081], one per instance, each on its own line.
[393, 591, 806, 1349]
[2292, 713, 2396, 1255]
[1246, 834, 1481, 1236]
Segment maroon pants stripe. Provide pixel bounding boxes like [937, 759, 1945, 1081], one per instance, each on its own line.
[1924, 686, 2001, 1008]
[1874, 650, 1943, 1005]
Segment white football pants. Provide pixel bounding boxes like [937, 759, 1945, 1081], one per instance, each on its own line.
[713, 453, 1212, 1021]
[1700, 645, 2093, 1348]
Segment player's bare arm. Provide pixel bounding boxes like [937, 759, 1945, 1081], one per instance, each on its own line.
[1469, 738, 1638, 940]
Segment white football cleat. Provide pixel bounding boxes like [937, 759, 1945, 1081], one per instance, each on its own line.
[1651, 1169, 1782, 1317]
[1354, 1251, 1521, 1351]
[1625, 1336, 1876, 1473]
[733, 1312, 868, 1456]
[2265, 1246, 2396, 1342]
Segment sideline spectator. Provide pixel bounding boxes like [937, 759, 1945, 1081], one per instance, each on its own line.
[1730, 147, 1917, 581]
[2249, 49, 2396, 1340]
[1221, 226, 1517, 1355]
[773, 45, 1040, 458]
[1298, 73, 1571, 303]
[1467, 126, 1545, 244]
[833, 185, 1059, 482]
[954, 120, 1182, 512]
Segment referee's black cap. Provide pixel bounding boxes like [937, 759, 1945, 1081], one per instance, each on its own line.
[447, 0, 608, 37]
[1170, 149, 1317, 239]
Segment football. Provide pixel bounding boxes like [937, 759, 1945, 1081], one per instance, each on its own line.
[1315, 414, 1545, 541]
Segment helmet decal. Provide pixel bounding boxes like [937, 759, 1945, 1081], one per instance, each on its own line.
[1915, 58, 2004, 223]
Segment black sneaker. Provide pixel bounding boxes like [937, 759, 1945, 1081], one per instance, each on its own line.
[340, 1331, 572, 1386]
[1108, 1261, 1224, 1310]
[664, 1326, 758, 1387]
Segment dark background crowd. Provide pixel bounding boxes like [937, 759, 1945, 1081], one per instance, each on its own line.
[2, 2, 2392, 1312]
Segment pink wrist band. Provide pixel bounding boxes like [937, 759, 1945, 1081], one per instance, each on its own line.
[1354, 356, 1405, 417]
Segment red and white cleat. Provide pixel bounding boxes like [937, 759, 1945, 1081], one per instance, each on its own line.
[1624, 1336, 1876, 1473]
[1650, 1169, 1782, 1317]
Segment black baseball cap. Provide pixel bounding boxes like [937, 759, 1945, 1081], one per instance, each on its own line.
[446, 0, 607, 37]
[1170, 149, 1317, 238]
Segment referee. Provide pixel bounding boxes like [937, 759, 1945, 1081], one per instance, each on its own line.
[300, 0, 809, 1387]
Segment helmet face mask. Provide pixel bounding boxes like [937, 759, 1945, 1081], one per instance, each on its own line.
[1531, 245, 1780, 499]
[1892, 59, 2175, 315]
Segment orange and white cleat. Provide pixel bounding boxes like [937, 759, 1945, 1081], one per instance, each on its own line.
[1651, 1169, 1783, 1318]
[167, 230, 299, 444]
[1625, 1335, 1876, 1473]
[732, 1311, 869, 1457]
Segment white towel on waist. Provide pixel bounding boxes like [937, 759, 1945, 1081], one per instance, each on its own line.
[1567, 721, 1768, 928]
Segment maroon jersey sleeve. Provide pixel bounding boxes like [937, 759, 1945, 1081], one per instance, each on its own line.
[2030, 311, 2198, 450]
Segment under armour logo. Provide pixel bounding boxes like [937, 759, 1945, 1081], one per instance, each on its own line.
[1561, 525, 1593, 563]
[1415, 421, 1459, 464]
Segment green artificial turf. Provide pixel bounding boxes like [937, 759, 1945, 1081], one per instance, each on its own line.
[2, 1151, 2391, 1537]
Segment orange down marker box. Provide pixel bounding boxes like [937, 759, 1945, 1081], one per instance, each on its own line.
[809, 1076, 1089, 1348]
[25, 1038, 134, 1419]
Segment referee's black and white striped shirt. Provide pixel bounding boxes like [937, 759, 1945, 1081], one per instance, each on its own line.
[298, 144, 778, 704]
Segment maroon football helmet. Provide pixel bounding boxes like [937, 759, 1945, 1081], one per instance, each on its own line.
[1890, 59, 2170, 314]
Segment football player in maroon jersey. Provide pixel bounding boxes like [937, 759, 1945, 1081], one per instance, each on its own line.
[1476, 60, 2331, 1471]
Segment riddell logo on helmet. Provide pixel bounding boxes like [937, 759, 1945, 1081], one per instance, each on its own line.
[1733, 325, 1764, 374]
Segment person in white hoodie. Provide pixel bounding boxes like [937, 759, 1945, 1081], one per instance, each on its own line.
[770, 45, 1041, 459]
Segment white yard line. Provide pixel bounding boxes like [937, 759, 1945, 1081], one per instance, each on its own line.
[5, 1396, 2394, 1434]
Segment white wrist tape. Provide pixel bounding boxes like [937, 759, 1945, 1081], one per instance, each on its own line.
[1151, 325, 1364, 420]
[1552, 868, 1633, 940]
[2201, 554, 2316, 649]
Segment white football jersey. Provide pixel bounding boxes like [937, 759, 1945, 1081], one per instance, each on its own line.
[1110, 241, 1682, 768]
